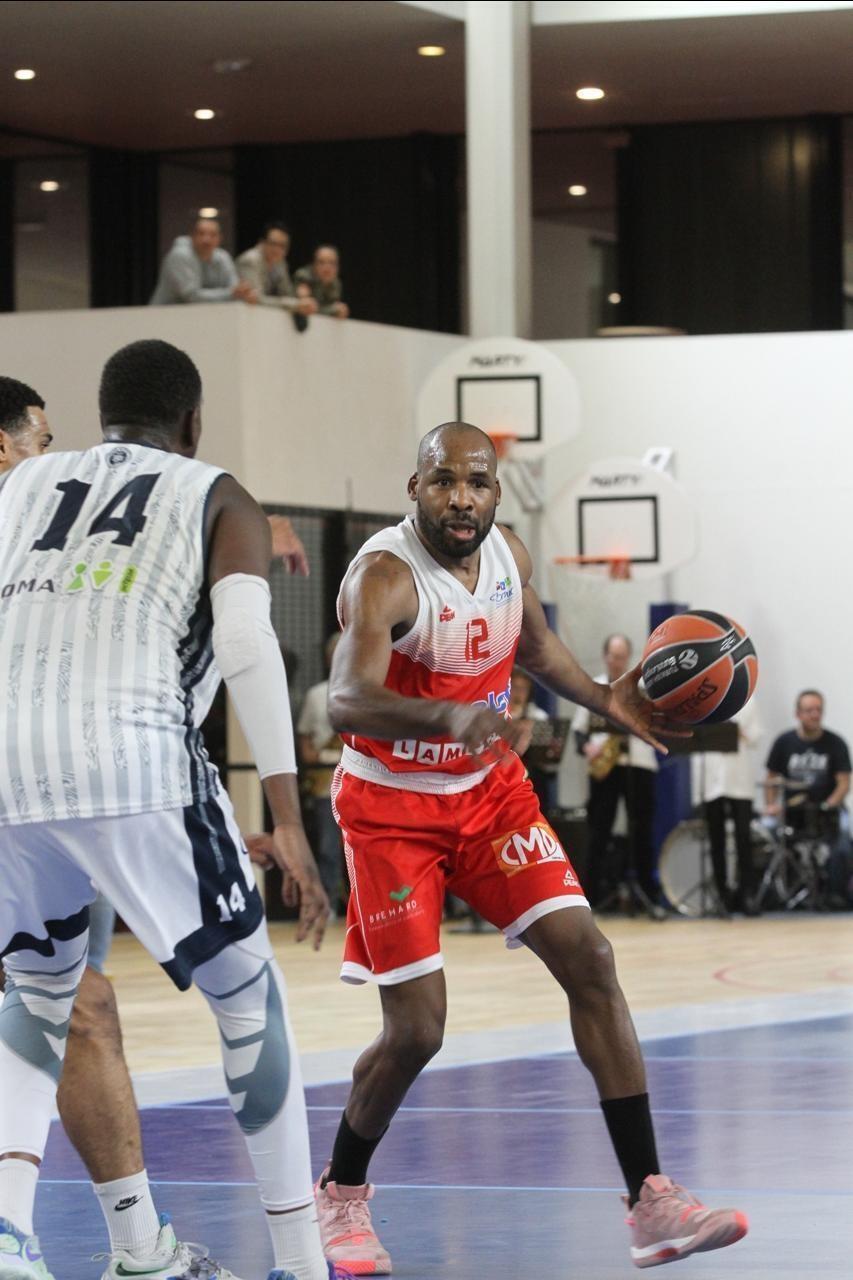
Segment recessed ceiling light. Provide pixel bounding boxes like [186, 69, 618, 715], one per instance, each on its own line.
[418, 45, 446, 57]
[14, 68, 36, 81]
[568, 184, 588, 197]
[198, 207, 219, 218]
[212, 57, 251, 74]
[193, 108, 216, 121]
[576, 86, 605, 101]
[608, 292, 622, 305]
[39, 180, 60, 193]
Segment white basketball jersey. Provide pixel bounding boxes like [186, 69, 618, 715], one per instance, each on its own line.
[337, 515, 523, 791]
[0, 442, 225, 826]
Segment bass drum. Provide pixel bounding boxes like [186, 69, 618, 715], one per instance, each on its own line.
[659, 818, 775, 917]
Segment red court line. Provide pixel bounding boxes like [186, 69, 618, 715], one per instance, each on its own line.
[713, 952, 853, 993]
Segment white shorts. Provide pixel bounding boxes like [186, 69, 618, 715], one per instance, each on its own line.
[0, 785, 263, 990]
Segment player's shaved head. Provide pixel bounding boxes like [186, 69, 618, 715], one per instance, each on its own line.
[410, 422, 500, 562]
[417, 422, 497, 474]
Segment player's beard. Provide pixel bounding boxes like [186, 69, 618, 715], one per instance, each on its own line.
[416, 500, 495, 559]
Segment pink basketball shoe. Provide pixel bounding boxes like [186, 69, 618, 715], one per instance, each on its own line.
[315, 1172, 392, 1276]
[626, 1174, 748, 1268]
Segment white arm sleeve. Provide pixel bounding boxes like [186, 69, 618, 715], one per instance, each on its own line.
[210, 572, 297, 780]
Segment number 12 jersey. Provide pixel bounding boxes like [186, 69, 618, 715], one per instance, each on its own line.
[0, 442, 224, 826]
[337, 515, 524, 794]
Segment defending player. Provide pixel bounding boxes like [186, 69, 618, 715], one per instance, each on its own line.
[0, 343, 344, 1280]
[312, 422, 748, 1272]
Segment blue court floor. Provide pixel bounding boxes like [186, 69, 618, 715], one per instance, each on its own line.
[40, 1012, 853, 1279]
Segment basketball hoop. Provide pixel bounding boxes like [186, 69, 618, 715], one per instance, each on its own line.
[486, 429, 518, 461]
[554, 554, 633, 581]
[483, 429, 543, 512]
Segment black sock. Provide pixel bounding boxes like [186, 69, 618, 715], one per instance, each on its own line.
[600, 1093, 660, 1206]
[327, 1112, 387, 1187]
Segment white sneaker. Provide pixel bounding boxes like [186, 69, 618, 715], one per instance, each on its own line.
[0, 1218, 55, 1279]
[97, 1215, 244, 1279]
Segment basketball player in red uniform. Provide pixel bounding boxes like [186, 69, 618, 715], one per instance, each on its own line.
[313, 422, 748, 1272]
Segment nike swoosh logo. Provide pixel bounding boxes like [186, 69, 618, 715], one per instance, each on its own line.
[115, 1196, 143, 1211]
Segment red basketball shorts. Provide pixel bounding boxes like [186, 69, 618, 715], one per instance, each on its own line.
[332, 754, 588, 985]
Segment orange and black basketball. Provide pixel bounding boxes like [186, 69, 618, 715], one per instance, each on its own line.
[641, 610, 758, 725]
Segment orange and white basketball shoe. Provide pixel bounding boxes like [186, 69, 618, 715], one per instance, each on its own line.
[315, 1172, 392, 1275]
[625, 1174, 748, 1268]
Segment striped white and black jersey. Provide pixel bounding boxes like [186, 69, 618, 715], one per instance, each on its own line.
[0, 442, 225, 826]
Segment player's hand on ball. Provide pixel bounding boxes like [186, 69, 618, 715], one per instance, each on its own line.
[604, 663, 692, 753]
[271, 822, 330, 949]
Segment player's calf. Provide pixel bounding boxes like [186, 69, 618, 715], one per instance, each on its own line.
[195, 932, 329, 1280]
[0, 938, 88, 1272]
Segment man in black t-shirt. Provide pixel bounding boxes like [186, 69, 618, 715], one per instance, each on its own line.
[765, 689, 852, 904]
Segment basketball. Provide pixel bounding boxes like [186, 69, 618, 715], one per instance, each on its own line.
[641, 610, 758, 725]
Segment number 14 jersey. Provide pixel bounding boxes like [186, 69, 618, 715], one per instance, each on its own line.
[0, 443, 224, 826]
[338, 515, 524, 793]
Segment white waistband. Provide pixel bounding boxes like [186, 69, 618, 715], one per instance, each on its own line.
[340, 744, 493, 794]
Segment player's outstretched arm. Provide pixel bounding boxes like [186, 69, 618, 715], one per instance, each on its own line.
[267, 513, 310, 576]
[504, 527, 674, 753]
[207, 475, 329, 947]
[329, 552, 529, 761]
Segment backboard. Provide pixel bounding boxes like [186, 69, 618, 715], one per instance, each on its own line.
[554, 456, 697, 581]
[417, 336, 580, 460]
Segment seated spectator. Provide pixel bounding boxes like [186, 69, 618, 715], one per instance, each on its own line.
[509, 667, 551, 808]
[294, 245, 349, 318]
[150, 217, 257, 306]
[693, 695, 763, 915]
[509, 667, 547, 727]
[297, 634, 344, 912]
[766, 689, 853, 907]
[236, 223, 317, 317]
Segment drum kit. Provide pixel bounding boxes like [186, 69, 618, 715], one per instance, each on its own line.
[659, 778, 840, 917]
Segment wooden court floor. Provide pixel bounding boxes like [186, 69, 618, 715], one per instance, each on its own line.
[106, 913, 853, 1076]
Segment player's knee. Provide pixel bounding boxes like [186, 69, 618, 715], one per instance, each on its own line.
[1, 946, 87, 1082]
[68, 967, 122, 1048]
[199, 958, 292, 1135]
[386, 1011, 444, 1070]
[573, 934, 619, 998]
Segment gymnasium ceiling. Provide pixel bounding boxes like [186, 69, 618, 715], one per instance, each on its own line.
[2, 0, 853, 150]
[1, 0, 852, 229]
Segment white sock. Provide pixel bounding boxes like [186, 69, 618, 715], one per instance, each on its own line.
[93, 1169, 161, 1257]
[266, 1202, 327, 1280]
[0, 1158, 39, 1236]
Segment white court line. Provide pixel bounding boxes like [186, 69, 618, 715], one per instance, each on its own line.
[161, 1102, 853, 1117]
[38, 1178, 851, 1198]
[130, 985, 853, 1108]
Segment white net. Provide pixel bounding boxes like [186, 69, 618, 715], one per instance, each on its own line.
[545, 562, 658, 681]
[542, 562, 663, 807]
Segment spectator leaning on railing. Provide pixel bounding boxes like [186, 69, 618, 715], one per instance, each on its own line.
[294, 244, 349, 318]
[150, 216, 257, 306]
[236, 223, 317, 318]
